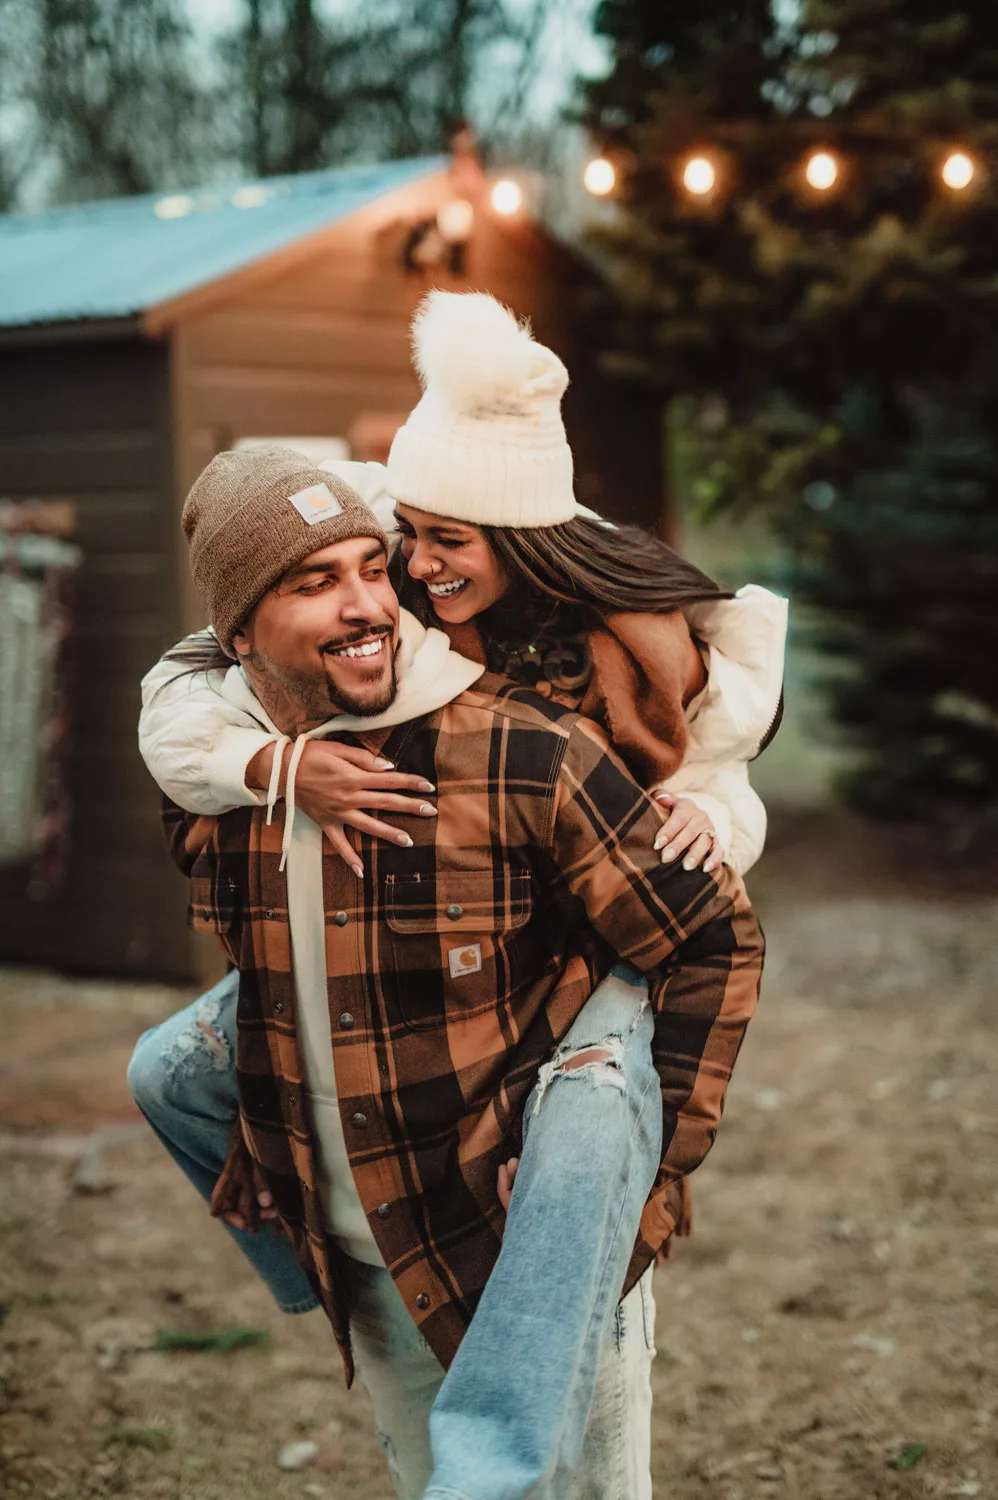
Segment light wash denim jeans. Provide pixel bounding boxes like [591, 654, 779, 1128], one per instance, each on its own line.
[128, 965, 662, 1499]
[344, 1252, 656, 1500]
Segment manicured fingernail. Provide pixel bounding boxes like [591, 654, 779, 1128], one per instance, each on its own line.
[420, 781, 436, 792]
[683, 857, 696, 871]
[375, 758, 394, 770]
[653, 832, 665, 849]
[661, 846, 676, 862]
[420, 803, 437, 816]
[352, 864, 363, 879]
[258, 1191, 272, 1206]
[398, 833, 413, 847]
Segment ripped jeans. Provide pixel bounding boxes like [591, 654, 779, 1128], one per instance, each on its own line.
[128, 965, 662, 1499]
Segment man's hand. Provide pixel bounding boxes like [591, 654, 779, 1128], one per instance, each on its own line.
[652, 792, 722, 873]
[210, 1124, 279, 1233]
[497, 1157, 520, 1213]
[246, 739, 437, 878]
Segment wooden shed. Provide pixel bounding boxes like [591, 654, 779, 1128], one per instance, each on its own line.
[0, 153, 664, 982]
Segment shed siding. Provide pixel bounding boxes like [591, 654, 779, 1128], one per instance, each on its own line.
[0, 339, 190, 978]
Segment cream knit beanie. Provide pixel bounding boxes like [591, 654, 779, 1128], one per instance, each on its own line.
[182, 444, 387, 653]
[386, 291, 579, 528]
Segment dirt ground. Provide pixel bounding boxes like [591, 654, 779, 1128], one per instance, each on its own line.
[1, 812, 996, 1500]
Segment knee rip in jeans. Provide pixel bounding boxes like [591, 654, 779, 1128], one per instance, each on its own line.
[162, 992, 231, 1082]
[532, 1035, 629, 1114]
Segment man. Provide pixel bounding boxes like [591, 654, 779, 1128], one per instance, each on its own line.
[143, 445, 764, 1499]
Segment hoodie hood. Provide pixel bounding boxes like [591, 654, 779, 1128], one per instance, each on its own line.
[221, 606, 484, 736]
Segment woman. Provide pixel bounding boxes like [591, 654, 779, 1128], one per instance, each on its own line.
[134, 292, 786, 1500]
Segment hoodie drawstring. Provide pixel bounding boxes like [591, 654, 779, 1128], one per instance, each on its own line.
[280, 732, 314, 872]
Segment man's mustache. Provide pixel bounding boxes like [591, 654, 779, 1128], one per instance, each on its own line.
[320, 624, 394, 655]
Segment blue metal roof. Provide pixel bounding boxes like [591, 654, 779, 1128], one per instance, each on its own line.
[0, 156, 446, 330]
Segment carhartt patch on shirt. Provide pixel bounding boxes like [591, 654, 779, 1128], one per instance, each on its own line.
[448, 943, 482, 978]
[288, 483, 344, 525]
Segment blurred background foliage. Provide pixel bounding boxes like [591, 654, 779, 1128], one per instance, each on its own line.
[584, 0, 998, 836]
[1, 0, 996, 833]
[0, 0, 579, 208]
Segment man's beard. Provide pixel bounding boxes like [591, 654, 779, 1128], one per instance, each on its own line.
[245, 629, 399, 731]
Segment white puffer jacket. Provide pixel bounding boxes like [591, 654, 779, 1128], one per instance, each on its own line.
[139, 461, 787, 876]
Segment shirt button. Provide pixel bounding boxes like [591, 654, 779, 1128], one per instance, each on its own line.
[287, 1093, 296, 1107]
[340, 1012, 355, 1030]
[445, 903, 463, 920]
[265, 908, 276, 919]
[274, 1000, 284, 1013]
[415, 1293, 430, 1310]
[376, 1203, 392, 1220]
[351, 1112, 367, 1128]
[333, 910, 348, 927]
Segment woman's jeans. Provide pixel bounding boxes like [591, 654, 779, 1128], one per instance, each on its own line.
[128, 965, 662, 1500]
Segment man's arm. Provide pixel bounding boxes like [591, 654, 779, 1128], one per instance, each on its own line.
[548, 717, 765, 1188]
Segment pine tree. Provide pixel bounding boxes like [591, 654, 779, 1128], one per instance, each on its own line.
[219, 0, 559, 178]
[585, 0, 998, 832]
[33, 0, 215, 201]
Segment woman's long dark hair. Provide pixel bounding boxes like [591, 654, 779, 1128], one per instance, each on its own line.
[155, 629, 232, 690]
[393, 515, 732, 628]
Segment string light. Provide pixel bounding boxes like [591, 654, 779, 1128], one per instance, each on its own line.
[491, 179, 523, 215]
[941, 152, 975, 190]
[584, 157, 616, 196]
[805, 151, 839, 191]
[436, 198, 475, 244]
[682, 156, 716, 196]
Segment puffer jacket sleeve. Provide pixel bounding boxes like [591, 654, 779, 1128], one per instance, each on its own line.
[651, 586, 787, 877]
[667, 766, 767, 876]
[139, 642, 276, 815]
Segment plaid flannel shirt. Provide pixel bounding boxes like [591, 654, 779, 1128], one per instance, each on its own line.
[164, 676, 764, 1380]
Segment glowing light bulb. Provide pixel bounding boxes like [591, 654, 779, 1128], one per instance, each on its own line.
[491, 179, 522, 216]
[942, 152, 975, 190]
[682, 157, 716, 196]
[584, 157, 616, 196]
[437, 198, 475, 243]
[805, 151, 839, 191]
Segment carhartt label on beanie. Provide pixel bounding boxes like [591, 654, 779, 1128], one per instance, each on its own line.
[287, 482, 344, 525]
[182, 444, 387, 652]
[386, 291, 578, 528]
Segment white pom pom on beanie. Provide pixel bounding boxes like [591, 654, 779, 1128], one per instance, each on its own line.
[386, 290, 578, 528]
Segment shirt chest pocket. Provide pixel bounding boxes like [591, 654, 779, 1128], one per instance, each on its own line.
[383, 871, 533, 1031]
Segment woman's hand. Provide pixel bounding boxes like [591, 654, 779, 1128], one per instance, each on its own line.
[248, 739, 437, 877]
[652, 792, 723, 873]
[295, 741, 438, 876]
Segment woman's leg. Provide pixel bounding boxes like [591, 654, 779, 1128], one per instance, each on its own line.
[424, 964, 662, 1500]
[127, 969, 319, 1314]
[562, 1267, 657, 1500]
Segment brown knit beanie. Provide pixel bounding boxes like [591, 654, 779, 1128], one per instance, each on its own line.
[182, 445, 388, 652]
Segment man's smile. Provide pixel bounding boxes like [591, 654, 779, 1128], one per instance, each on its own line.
[327, 636, 386, 660]
[322, 628, 392, 663]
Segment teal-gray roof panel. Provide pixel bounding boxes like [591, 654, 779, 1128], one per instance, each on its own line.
[0, 156, 445, 329]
